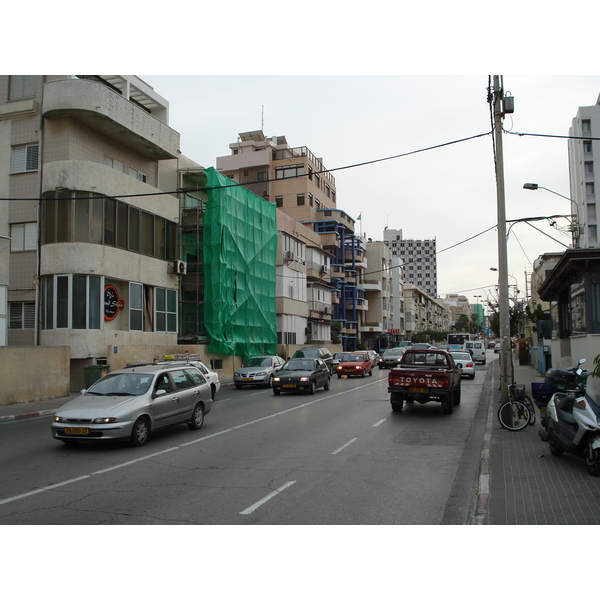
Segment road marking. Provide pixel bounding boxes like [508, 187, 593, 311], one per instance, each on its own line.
[372, 419, 387, 427]
[332, 438, 358, 455]
[0, 384, 380, 508]
[239, 481, 296, 515]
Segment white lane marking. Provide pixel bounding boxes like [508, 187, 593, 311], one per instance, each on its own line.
[239, 481, 296, 515]
[372, 419, 387, 427]
[332, 437, 358, 455]
[0, 380, 384, 507]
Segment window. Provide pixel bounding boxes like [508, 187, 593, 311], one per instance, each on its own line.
[129, 167, 147, 183]
[584, 141, 592, 153]
[583, 120, 591, 133]
[585, 161, 594, 176]
[130, 283, 143, 331]
[9, 302, 35, 329]
[11, 144, 39, 173]
[10, 223, 37, 251]
[275, 195, 283, 208]
[42, 275, 101, 330]
[297, 193, 305, 206]
[275, 164, 304, 179]
[8, 76, 36, 101]
[104, 156, 123, 172]
[155, 288, 177, 332]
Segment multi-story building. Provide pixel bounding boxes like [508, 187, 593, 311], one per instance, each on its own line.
[403, 284, 447, 335]
[1, 75, 185, 385]
[383, 228, 438, 297]
[569, 93, 600, 249]
[216, 130, 365, 350]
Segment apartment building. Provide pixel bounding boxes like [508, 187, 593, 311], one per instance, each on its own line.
[383, 228, 438, 297]
[568, 93, 600, 249]
[216, 130, 365, 350]
[1, 75, 185, 383]
[403, 284, 447, 334]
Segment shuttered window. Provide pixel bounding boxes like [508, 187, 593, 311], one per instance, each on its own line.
[11, 144, 39, 173]
[9, 302, 35, 329]
[10, 223, 37, 251]
[8, 75, 36, 100]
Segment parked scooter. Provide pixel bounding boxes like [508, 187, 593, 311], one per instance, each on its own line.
[539, 357, 600, 476]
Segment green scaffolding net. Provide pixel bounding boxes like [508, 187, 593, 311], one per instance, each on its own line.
[203, 167, 278, 358]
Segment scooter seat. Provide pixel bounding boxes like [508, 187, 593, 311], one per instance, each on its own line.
[556, 407, 577, 425]
[557, 394, 575, 413]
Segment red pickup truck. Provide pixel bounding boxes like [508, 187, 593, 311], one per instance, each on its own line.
[387, 349, 461, 414]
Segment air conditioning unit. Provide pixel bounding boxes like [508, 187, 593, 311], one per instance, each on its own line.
[320, 265, 329, 274]
[284, 251, 295, 261]
[174, 260, 187, 275]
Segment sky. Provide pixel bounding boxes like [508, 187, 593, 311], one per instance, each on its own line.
[141, 74, 600, 304]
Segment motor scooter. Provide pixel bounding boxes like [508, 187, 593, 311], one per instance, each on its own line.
[539, 358, 600, 476]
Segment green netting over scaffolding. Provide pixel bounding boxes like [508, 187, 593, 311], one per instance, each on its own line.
[203, 167, 278, 358]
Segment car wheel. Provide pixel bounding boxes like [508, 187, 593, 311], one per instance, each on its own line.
[210, 384, 216, 401]
[309, 382, 316, 395]
[130, 416, 150, 447]
[337, 374, 342, 379]
[443, 398, 454, 414]
[453, 384, 462, 405]
[369, 369, 373, 376]
[266, 374, 274, 388]
[470, 374, 475, 379]
[390, 392, 404, 412]
[273, 387, 281, 395]
[324, 377, 330, 391]
[188, 403, 205, 430]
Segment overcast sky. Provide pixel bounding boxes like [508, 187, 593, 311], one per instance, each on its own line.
[141, 74, 600, 303]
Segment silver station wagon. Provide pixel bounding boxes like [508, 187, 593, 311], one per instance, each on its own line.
[51, 364, 213, 447]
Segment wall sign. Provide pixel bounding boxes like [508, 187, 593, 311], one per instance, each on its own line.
[104, 285, 124, 321]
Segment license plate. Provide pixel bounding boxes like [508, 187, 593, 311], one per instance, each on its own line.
[64, 427, 89, 435]
[409, 387, 428, 393]
[243, 378, 253, 382]
[283, 384, 296, 388]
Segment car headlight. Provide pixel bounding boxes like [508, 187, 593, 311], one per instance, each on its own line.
[255, 371, 267, 376]
[54, 416, 66, 423]
[92, 417, 119, 424]
[273, 377, 280, 382]
[300, 377, 309, 382]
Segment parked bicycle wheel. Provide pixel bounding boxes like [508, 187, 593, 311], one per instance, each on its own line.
[524, 395, 536, 426]
[498, 400, 531, 431]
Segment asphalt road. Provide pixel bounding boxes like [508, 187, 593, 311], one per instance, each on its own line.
[0, 363, 491, 525]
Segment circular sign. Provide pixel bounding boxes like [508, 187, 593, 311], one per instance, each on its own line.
[104, 285, 124, 321]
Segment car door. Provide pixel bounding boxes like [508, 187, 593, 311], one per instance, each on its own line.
[168, 369, 197, 420]
[315, 359, 328, 387]
[152, 372, 181, 427]
[184, 368, 210, 411]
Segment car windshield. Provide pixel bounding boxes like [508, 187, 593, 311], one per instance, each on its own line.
[244, 357, 271, 367]
[284, 359, 314, 371]
[293, 349, 318, 358]
[86, 372, 154, 396]
[452, 353, 471, 361]
[384, 349, 403, 356]
[343, 354, 366, 362]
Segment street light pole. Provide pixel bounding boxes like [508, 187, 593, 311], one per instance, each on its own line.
[523, 183, 580, 248]
[492, 76, 512, 404]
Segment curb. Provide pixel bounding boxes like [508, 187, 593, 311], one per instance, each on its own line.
[0, 409, 57, 424]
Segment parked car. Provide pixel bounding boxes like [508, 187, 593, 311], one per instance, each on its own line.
[51, 364, 213, 447]
[464, 341, 486, 365]
[234, 355, 286, 388]
[292, 346, 334, 374]
[272, 358, 331, 395]
[494, 343, 501, 353]
[487, 341, 496, 349]
[379, 347, 405, 369]
[156, 357, 220, 399]
[336, 351, 373, 378]
[367, 349, 381, 366]
[450, 351, 476, 379]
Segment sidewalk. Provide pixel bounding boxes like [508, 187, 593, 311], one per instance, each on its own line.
[485, 359, 600, 525]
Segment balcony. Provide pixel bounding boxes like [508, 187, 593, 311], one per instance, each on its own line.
[42, 78, 180, 160]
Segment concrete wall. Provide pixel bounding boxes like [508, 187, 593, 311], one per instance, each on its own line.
[0, 346, 70, 405]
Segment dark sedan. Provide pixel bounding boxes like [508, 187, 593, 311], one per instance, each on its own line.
[272, 358, 331, 395]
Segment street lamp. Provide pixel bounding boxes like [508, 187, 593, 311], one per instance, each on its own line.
[523, 183, 580, 248]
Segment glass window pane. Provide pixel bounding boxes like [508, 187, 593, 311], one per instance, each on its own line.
[89, 276, 101, 329]
[116, 202, 128, 249]
[156, 288, 165, 312]
[72, 275, 87, 329]
[129, 207, 140, 252]
[90, 196, 103, 244]
[141, 212, 154, 255]
[57, 276, 69, 328]
[44, 276, 53, 329]
[74, 195, 89, 242]
[43, 197, 56, 244]
[104, 198, 116, 246]
[154, 218, 165, 259]
[56, 192, 72, 243]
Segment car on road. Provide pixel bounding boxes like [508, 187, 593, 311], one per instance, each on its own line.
[332, 352, 347, 370]
[336, 351, 373, 378]
[450, 351, 476, 379]
[156, 356, 220, 399]
[367, 349, 381, 366]
[379, 347, 405, 369]
[234, 355, 286, 388]
[51, 364, 213, 447]
[494, 343, 501, 353]
[292, 346, 334, 374]
[272, 358, 331, 395]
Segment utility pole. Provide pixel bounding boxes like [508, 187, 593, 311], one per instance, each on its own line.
[492, 75, 512, 405]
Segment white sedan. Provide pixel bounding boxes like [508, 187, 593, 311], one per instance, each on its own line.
[450, 352, 476, 379]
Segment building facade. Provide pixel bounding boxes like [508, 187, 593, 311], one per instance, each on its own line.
[568, 93, 600, 249]
[216, 130, 365, 350]
[383, 228, 438, 297]
[1, 75, 185, 383]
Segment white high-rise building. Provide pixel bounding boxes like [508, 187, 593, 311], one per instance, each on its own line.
[568, 92, 600, 248]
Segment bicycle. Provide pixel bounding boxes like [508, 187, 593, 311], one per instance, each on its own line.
[497, 381, 537, 432]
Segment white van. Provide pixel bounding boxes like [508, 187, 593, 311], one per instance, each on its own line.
[464, 341, 486, 365]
